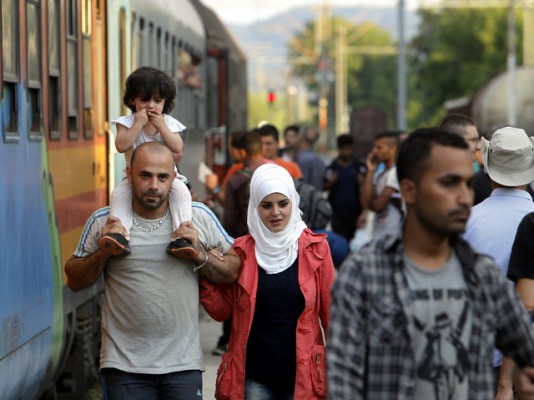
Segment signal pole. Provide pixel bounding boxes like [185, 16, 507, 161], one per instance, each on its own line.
[335, 26, 348, 135]
[507, 0, 517, 125]
[397, 0, 407, 130]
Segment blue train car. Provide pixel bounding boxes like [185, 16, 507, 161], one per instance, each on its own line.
[0, 1, 246, 398]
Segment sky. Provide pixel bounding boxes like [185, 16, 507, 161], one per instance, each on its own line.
[200, 0, 420, 25]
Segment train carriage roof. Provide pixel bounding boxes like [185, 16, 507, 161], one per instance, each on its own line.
[190, 0, 246, 62]
[131, 0, 205, 52]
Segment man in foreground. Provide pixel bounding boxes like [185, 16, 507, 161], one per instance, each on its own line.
[327, 128, 534, 399]
[65, 142, 240, 399]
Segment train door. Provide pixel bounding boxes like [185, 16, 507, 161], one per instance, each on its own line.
[206, 48, 229, 183]
[106, 0, 131, 191]
[46, 0, 108, 277]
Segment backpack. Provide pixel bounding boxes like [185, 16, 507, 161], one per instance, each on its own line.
[294, 179, 332, 230]
[230, 167, 253, 237]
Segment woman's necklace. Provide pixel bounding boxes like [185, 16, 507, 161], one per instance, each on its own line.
[132, 208, 169, 233]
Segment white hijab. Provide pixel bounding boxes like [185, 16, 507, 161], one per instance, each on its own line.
[247, 164, 307, 274]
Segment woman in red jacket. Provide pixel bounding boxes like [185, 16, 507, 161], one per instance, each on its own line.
[201, 163, 335, 400]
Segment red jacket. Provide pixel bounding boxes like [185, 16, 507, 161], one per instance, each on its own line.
[201, 229, 336, 400]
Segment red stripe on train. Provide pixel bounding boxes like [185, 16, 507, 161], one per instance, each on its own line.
[55, 189, 109, 234]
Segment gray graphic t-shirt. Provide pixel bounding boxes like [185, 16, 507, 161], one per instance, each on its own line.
[403, 251, 472, 400]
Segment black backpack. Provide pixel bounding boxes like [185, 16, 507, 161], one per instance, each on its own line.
[294, 179, 332, 230]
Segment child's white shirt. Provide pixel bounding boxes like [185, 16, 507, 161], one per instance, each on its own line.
[111, 114, 186, 169]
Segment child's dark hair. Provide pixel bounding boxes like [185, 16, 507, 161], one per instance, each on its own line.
[123, 66, 176, 114]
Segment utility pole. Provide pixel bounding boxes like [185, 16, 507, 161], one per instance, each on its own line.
[335, 26, 348, 135]
[507, 0, 517, 125]
[316, 3, 331, 140]
[525, 0, 534, 65]
[397, 0, 407, 130]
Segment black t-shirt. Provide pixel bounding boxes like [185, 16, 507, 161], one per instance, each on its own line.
[326, 157, 365, 215]
[508, 212, 534, 281]
[245, 258, 305, 389]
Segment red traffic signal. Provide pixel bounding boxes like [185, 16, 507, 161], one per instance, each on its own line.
[267, 90, 276, 103]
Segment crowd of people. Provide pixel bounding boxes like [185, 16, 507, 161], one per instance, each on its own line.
[64, 66, 534, 399]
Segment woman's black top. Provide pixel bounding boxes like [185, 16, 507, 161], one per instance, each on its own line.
[245, 257, 305, 389]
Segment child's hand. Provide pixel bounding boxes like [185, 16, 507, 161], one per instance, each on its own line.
[134, 109, 149, 128]
[147, 110, 166, 131]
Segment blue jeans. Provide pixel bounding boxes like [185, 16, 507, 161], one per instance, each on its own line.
[101, 368, 202, 400]
[244, 379, 293, 400]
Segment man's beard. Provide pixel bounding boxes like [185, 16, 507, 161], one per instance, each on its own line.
[139, 191, 165, 209]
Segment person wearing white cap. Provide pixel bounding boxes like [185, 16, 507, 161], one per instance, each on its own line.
[200, 163, 335, 400]
[464, 126, 534, 398]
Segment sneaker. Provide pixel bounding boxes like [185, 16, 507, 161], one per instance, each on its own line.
[166, 238, 197, 259]
[98, 233, 131, 257]
[211, 344, 228, 356]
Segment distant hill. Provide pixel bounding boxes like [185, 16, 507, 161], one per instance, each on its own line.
[225, 5, 419, 92]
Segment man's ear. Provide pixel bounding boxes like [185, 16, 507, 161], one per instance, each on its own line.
[126, 166, 133, 184]
[400, 179, 416, 205]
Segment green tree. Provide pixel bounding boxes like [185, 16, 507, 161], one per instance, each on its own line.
[288, 17, 398, 128]
[409, 7, 523, 127]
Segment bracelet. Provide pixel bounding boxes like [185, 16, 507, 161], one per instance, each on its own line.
[211, 186, 221, 195]
[193, 249, 209, 272]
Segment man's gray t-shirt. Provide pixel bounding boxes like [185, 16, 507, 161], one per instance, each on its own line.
[403, 251, 472, 400]
[74, 203, 233, 374]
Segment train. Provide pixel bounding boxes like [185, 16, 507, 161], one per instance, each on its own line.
[0, 0, 247, 399]
[445, 66, 534, 136]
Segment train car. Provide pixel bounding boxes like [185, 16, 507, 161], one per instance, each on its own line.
[191, 0, 248, 184]
[0, 1, 246, 399]
[445, 66, 534, 135]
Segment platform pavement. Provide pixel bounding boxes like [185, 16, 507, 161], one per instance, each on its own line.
[200, 308, 224, 399]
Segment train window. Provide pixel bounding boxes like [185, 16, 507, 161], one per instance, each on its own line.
[2, 0, 19, 141]
[82, 0, 91, 34]
[148, 23, 154, 66]
[171, 36, 176, 76]
[136, 17, 144, 68]
[156, 27, 161, 66]
[1, 0, 18, 79]
[67, 0, 79, 140]
[27, 1, 42, 139]
[48, 0, 61, 140]
[82, 0, 93, 139]
[164, 32, 171, 72]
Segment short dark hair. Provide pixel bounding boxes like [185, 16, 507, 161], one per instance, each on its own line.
[123, 66, 176, 114]
[284, 125, 300, 137]
[258, 124, 279, 142]
[300, 125, 319, 145]
[439, 113, 476, 135]
[230, 130, 247, 149]
[337, 134, 353, 148]
[242, 130, 263, 156]
[375, 130, 400, 144]
[397, 127, 469, 183]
